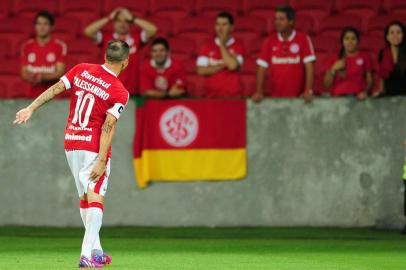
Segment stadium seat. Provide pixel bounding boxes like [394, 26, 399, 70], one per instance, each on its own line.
[314, 52, 329, 95]
[53, 16, 81, 41]
[195, 0, 240, 17]
[0, 75, 29, 98]
[0, 18, 32, 57]
[174, 16, 213, 46]
[367, 15, 406, 38]
[319, 15, 363, 39]
[66, 38, 100, 64]
[59, 0, 103, 30]
[295, 14, 316, 35]
[182, 58, 197, 75]
[0, 60, 20, 76]
[290, 0, 334, 19]
[168, 37, 197, 61]
[242, 0, 287, 16]
[241, 57, 257, 75]
[384, 0, 406, 16]
[359, 35, 384, 55]
[241, 74, 256, 97]
[234, 16, 268, 41]
[187, 75, 206, 97]
[337, 0, 382, 31]
[247, 37, 263, 56]
[144, 16, 174, 37]
[0, 40, 10, 60]
[12, 0, 59, 19]
[104, 0, 150, 17]
[0, 0, 11, 19]
[312, 35, 339, 54]
[150, 0, 194, 21]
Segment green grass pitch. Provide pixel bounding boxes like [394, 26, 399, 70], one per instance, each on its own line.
[0, 227, 405, 269]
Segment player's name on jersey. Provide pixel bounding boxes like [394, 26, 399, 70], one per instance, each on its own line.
[68, 125, 93, 132]
[27, 64, 56, 74]
[65, 133, 92, 142]
[73, 76, 110, 100]
[272, 56, 300, 64]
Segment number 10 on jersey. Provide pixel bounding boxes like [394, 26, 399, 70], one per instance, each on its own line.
[72, 91, 95, 128]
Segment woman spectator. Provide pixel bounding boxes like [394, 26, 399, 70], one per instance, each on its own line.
[374, 21, 406, 96]
[323, 27, 373, 100]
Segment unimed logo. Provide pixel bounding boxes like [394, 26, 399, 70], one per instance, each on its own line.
[159, 105, 199, 147]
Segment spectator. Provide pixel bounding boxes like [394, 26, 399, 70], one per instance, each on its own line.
[196, 12, 245, 98]
[21, 11, 67, 98]
[252, 5, 316, 103]
[323, 27, 373, 100]
[140, 38, 187, 98]
[84, 7, 158, 95]
[374, 21, 406, 97]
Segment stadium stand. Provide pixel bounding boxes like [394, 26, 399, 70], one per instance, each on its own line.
[2, 0, 406, 98]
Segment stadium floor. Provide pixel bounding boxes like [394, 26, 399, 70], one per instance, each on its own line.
[0, 227, 404, 269]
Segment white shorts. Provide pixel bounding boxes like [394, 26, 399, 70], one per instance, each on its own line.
[65, 150, 111, 197]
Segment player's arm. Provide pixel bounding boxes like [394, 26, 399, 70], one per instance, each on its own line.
[90, 113, 117, 181]
[304, 61, 315, 103]
[20, 65, 34, 83]
[357, 71, 373, 100]
[197, 64, 225, 76]
[252, 66, 267, 103]
[218, 41, 240, 71]
[13, 80, 66, 124]
[133, 17, 158, 40]
[84, 9, 120, 41]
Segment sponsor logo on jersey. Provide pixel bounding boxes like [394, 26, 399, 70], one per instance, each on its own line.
[73, 76, 110, 100]
[159, 105, 199, 147]
[271, 56, 300, 64]
[27, 64, 56, 74]
[46, 53, 56, 62]
[81, 70, 112, 89]
[155, 76, 168, 91]
[65, 133, 92, 142]
[68, 125, 93, 132]
[356, 58, 364, 66]
[28, 53, 36, 63]
[290, 43, 300, 54]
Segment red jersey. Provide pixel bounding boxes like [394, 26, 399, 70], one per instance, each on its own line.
[324, 52, 373, 96]
[196, 37, 245, 97]
[21, 37, 67, 98]
[97, 30, 147, 95]
[257, 30, 316, 97]
[140, 58, 186, 94]
[61, 63, 129, 153]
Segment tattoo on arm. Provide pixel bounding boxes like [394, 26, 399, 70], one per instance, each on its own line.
[102, 122, 114, 134]
[31, 81, 65, 109]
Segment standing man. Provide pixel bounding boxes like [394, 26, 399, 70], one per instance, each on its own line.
[140, 37, 187, 98]
[84, 7, 158, 95]
[21, 11, 67, 98]
[14, 40, 130, 268]
[252, 5, 316, 102]
[196, 12, 245, 97]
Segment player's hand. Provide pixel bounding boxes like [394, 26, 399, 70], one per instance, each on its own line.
[303, 91, 314, 104]
[372, 88, 383, 98]
[357, 91, 368, 101]
[13, 107, 34, 124]
[252, 91, 264, 103]
[109, 8, 122, 20]
[168, 86, 185, 97]
[120, 8, 133, 21]
[90, 160, 106, 182]
[331, 59, 345, 72]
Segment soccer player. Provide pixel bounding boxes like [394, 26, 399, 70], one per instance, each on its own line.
[252, 5, 316, 102]
[14, 40, 130, 268]
[21, 11, 67, 98]
[140, 37, 187, 98]
[196, 12, 245, 97]
[84, 7, 158, 95]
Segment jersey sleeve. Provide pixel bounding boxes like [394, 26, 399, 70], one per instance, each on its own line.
[301, 35, 316, 64]
[139, 63, 155, 93]
[55, 40, 67, 63]
[60, 64, 81, 90]
[257, 38, 271, 69]
[106, 89, 129, 120]
[196, 44, 210, 67]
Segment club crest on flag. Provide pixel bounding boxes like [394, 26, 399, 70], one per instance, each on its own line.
[159, 105, 199, 147]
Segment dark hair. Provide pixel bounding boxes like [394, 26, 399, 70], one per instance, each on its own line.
[338, 27, 361, 58]
[151, 37, 170, 51]
[383, 21, 406, 75]
[106, 40, 130, 63]
[217, 11, 234, 25]
[275, 5, 296, 21]
[34, 11, 55, 26]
